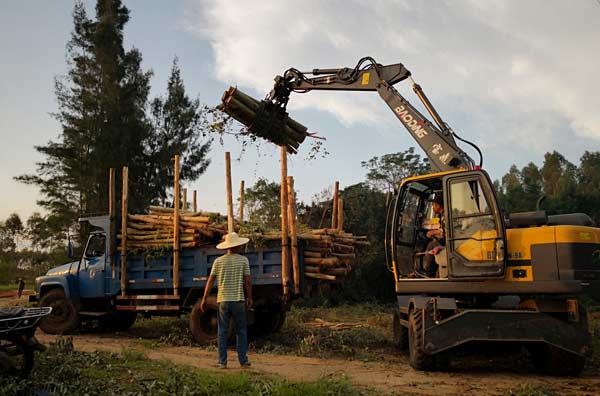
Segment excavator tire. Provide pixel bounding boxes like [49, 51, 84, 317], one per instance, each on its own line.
[408, 308, 435, 371]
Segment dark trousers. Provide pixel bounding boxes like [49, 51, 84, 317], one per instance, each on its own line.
[423, 239, 441, 277]
[217, 301, 248, 365]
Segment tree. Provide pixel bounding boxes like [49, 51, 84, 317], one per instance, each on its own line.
[0, 214, 24, 252]
[16, 1, 153, 240]
[361, 147, 430, 192]
[243, 178, 281, 229]
[148, 58, 212, 204]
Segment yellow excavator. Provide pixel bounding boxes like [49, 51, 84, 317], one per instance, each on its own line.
[254, 57, 599, 374]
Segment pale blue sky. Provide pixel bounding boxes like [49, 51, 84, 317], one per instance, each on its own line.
[1, 1, 599, 221]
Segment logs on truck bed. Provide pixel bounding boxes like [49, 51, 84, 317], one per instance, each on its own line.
[219, 87, 311, 154]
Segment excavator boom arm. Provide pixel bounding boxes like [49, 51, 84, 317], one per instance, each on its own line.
[267, 57, 475, 172]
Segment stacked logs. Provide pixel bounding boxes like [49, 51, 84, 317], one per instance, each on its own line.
[219, 87, 310, 154]
[299, 229, 369, 281]
[117, 206, 228, 250]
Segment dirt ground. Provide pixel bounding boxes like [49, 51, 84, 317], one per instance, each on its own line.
[32, 332, 597, 396]
[4, 292, 599, 396]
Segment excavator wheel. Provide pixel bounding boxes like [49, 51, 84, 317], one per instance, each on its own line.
[408, 308, 435, 370]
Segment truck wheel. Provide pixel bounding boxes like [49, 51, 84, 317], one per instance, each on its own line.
[408, 309, 435, 370]
[189, 297, 234, 345]
[255, 307, 286, 335]
[39, 289, 80, 334]
[393, 310, 408, 351]
[100, 312, 137, 331]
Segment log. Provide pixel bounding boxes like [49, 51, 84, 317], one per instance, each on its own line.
[287, 176, 300, 295]
[333, 243, 354, 253]
[303, 251, 324, 258]
[120, 167, 129, 296]
[304, 257, 340, 266]
[337, 197, 344, 230]
[109, 168, 116, 279]
[225, 152, 234, 234]
[331, 181, 339, 229]
[321, 268, 348, 276]
[280, 147, 290, 298]
[239, 180, 245, 222]
[173, 154, 181, 297]
[332, 253, 356, 259]
[193, 190, 197, 212]
[305, 272, 336, 281]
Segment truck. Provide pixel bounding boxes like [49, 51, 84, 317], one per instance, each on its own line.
[243, 56, 599, 375]
[33, 214, 291, 343]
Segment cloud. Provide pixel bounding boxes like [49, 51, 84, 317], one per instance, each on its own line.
[186, 0, 600, 155]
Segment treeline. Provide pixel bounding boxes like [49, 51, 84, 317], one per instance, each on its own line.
[495, 150, 600, 224]
[15, 0, 220, 244]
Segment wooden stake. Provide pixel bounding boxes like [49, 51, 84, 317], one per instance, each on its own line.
[331, 181, 339, 229]
[287, 176, 300, 295]
[120, 167, 128, 296]
[280, 146, 290, 298]
[225, 152, 234, 233]
[109, 168, 116, 279]
[193, 190, 197, 212]
[182, 188, 187, 211]
[173, 155, 180, 297]
[239, 180, 245, 222]
[337, 197, 344, 230]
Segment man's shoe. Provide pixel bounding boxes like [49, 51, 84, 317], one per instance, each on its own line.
[218, 363, 227, 369]
[240, 362, 251, 368]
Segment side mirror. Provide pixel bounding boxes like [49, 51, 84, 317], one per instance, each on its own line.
[67, 238, 74, 259]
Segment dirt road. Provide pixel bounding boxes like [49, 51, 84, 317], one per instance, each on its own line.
[36, 333, 599, 396]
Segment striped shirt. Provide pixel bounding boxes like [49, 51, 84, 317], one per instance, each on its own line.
[210, 253, 250, 303]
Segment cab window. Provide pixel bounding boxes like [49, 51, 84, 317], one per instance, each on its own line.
[449, 179, 498, 261]
[85, 234, 106, 258]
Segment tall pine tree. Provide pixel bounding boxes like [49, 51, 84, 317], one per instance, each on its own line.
[16, 1, 214, 240]
[148, 58, 212, 205]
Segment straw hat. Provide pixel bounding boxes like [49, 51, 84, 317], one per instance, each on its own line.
[216, 232, 250, 250]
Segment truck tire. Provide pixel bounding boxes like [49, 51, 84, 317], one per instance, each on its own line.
[255, 306, 286, 335]
[189, 297, 234, 345]
[39, 289, 80, 335]
[100, 312, 137, 331]
[393, 310, 408, 351]
[408, 308, 435, 370]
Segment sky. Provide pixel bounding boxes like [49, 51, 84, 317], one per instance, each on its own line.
[1, 0, 599, 221]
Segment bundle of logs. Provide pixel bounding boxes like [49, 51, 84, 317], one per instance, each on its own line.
[298, 228, 369, 282]
[239, 228, 368, 282]
[219, 87, 311, 154]
[117, 206, 228, 250]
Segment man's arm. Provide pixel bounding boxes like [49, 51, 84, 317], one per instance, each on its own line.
[200, 275, 216, 312]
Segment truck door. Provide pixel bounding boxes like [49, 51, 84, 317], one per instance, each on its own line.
[443, 171, 506, 279]
[79, 233, 108, 298]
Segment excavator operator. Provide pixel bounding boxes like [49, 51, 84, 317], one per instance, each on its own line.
[423, 194, 445, 277]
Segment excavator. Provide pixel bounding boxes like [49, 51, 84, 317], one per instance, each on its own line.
[256, 57, 599, 374]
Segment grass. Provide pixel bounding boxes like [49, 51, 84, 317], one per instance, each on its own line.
[124, 303, 395, 362]
[252, 303, 394, 361]
[0, 337, 369, 396]
[503, 385, 556, 396]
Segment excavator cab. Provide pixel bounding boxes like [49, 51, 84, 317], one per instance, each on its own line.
[387, 170, 506, 280]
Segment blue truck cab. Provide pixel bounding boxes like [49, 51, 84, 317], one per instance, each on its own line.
[34, 215, 292, 342]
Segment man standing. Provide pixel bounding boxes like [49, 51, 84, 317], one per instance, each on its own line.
[200, 232, 253, 368]
[423, 194, 445, 277]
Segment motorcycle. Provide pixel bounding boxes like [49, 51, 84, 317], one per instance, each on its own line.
[0, 306, 51, 376]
